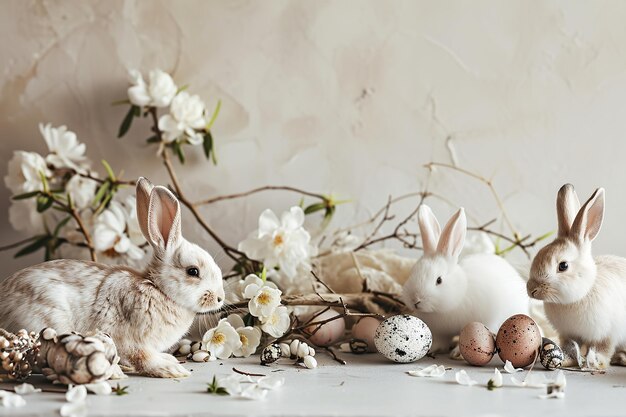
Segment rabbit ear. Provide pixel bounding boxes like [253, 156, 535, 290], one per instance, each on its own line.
[148, 186, 183, 252]
[436, 208, 466, 259]
[556, 183, 580, 237]
[570, 188, 605, 243]
[418, 205, 441, 256]
[136, 177, 154, 243]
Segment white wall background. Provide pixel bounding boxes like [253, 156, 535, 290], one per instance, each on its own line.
[2, 0, 626, 274]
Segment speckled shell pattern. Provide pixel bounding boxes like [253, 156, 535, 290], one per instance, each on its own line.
[540, 337, 564, 370]
[496, 314, 541, 368]
[374, 315, 432, 363]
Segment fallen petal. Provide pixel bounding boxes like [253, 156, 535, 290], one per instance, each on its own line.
[408, 364, 446, 378]
[455, 370, 477, 386]
[240, 384, 268, 401]
[503, 360, 524, 373]
[85, 381, 112, 395]
[60, 401, 88, 417]
[539, 391, 565, 399]
[66, 385, 87, 403]
[490, 368, 503, 388]
[2, 393, 26, 408]
[257, 376, 285, 390]
[14, 383, 41, 395]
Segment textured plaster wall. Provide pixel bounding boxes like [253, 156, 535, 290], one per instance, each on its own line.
[2, 0, 626, 273]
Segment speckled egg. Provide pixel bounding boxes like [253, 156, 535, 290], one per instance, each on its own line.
[374, 315, 432, 363]
[540, 337, 564, 370]
[459, 322, 496, 366]
[496, 314, 541, 368]
[260, 343, 282, 365]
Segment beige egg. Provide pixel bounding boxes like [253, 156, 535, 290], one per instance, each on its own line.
[496, 314, 541, 368]
[459, 322, 496, 366]
[351, 317, 382, 352]
[307, 310, 346, 347]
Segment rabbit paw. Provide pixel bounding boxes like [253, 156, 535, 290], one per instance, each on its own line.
[160, 352, 182, 364]
[611, 351, 626, 366]
[109, 364, 127, 380]
[144, 360, 191, 378]
[585, 348, 609, 370]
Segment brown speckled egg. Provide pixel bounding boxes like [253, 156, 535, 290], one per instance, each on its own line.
[496, 314, 541, 368]
[459, 322, 496, 366]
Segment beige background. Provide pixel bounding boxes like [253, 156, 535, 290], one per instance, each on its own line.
[2, 0, 626, 274]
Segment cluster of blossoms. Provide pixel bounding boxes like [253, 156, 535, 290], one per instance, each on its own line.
[179, 273, 290, 361]
[126, 69, 216, 149]
[3, 124, 145, 264]
[238, 206, 318, 293]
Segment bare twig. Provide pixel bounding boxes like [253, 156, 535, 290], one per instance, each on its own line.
[232, 367, 266, 377]
[195, 186, 329, 206]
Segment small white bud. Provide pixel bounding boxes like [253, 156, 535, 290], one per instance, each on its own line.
[297, 342, 309, 359]
[190, 342, 202, 353]
[339, 343, 351, 352]
[178, 344, 191, 355]
[179, 338, 192, 346]
[303, 355, 317, 369]
[308, 347, 316, 357]
[290, 340, 301, 357]
[279, 343, 291, 357]
[192, 351, 210, 362]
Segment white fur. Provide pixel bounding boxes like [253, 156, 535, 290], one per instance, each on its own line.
[0, 178, 224, 378]
[528, 184, 626, 368]
[402, 205, 529, 353]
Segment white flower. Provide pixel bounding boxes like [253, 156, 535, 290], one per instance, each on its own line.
[66, 175, 97, 209]
[503, 360, 524, 373]
[455, 370, 477, 386]
[489, 368, 503, 388]
[260, 305, 290, 338]
[241, 273, 277, 299]
[407, 364, 446, 378]
[248, 286, 282, 319]
[238, 206, 317, 279]
[60, 401, 87, 417]
[461, 231, 496, 257]
[0, 390, 26, 407]
[226, 314, 262, 358]
[39, 123, 88, 172]
[66, 385, 87, 403]
[4, 151, 50, 194]
[93, 201, 144, 260]
[256, 376, 285, 390]
[85, 381, 112, 395]
[158, 91, 206, 145]
[127, 69, 177, 108]
[14, 383, 41, 395]
[202, 319, 242, 359]
[8, 200, 45, 235]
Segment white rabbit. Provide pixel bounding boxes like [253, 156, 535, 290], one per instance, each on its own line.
[527, 184, 626, 369]
[0, 178, 224, 378]
[402, 205, 529, 354]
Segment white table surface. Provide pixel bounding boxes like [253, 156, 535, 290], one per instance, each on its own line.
[1, 352, 624, 417]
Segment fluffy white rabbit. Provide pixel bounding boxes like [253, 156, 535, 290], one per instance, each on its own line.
[0, 178, 224, 378]
[402, 205, 529, 354]
[527, 184, 626, 369]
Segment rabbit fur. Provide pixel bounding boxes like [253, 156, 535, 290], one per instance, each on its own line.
[0, 177, 224, 378]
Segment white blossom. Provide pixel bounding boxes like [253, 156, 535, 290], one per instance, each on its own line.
[202, 319, 242, 359]
[248, 286, 282, 320]
[127, 69, 177, 108]
[85, 381, 112, 395]
[4, 151, 50, 194]
[260, 305, 290, 338]
[461, 231, 496, 257]
[66, 174, 97, 209]
[14, 383, 41, 395]
[489, 368, 503, 388]
[238, 206, 317, 279]
[93, 201, 144, 260]
[158, 91, 206, 145]
[226, 314, 262, 358]
[8, 200, 45, 235]
[0, 390, 26, 407]
[241, 273, 277, 299]
[39, 123, 89, 172]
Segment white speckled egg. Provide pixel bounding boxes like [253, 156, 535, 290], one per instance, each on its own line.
[540, 337, 564, 370]
[374, 315, 432, 363]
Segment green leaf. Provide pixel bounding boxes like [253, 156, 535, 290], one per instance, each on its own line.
[173, 141, 186, 164]
[111, 99, 131, 106]
[38, 171, 49, 193]
[215, 387, 229, 396]
[112, 383, 130, 396]
[101, 159, 116, 181]
[243, 313, 255, 327]
[146, 135, 160, 143]
[92, 181, 110, 206]
[14, 235, 49, 258]
[36, 195, 53, 213]
[260, 265, 267, 282]
[304, 202, 327, 215]
[53, 216, 72, 237]
[176, 84, 189, 94]
[118, 105, 140, 138]
[205, 100, 221, 131]
[202, 131, 215, 163]
[11, 191, 41, 200]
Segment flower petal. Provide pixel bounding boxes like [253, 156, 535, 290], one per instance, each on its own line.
[14, 383, 41, 395]
[66, 385, 87, 403]
[503, 360, 524, 373]
[258, 209, 280, 236]
[455, 370, 477, 386]
[407, 364, 446, 378]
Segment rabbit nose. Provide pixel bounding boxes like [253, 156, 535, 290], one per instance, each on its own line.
[217, 296, 223, 303]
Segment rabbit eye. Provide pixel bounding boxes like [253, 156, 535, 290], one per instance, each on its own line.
[558, 261, 568, 272]
[186, 267, 200, 277]
[436, 277, 442, 285]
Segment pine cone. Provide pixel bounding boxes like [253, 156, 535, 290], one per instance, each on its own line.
[0, 328, 40, 382]
[38, 328, 120, 385]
